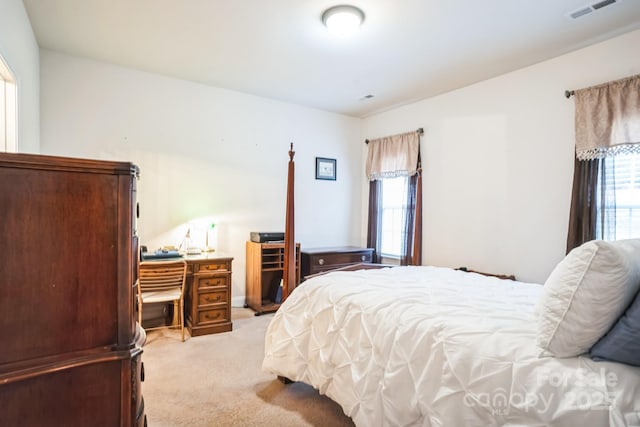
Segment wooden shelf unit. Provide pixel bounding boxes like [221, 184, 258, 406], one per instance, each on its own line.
[245, 241, 300, 315]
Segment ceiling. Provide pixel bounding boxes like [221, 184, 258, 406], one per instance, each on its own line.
[22, 0, 640, 118]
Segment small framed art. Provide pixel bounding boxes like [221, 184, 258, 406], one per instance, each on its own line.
[315, 157, 336, 180]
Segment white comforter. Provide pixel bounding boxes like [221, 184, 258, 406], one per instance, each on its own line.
[262, 266, 640, 427]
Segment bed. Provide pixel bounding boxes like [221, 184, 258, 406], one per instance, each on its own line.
[263, 146, 640, 426]
[263, 265, 640, 426]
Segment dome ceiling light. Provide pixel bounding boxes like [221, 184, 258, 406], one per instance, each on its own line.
[322, 5, 365, 37]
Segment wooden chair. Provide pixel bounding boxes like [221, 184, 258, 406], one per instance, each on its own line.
[138, 260, 188, 341]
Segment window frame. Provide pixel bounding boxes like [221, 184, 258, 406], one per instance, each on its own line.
[0, 55, 17, 153]
[596, 152, 640, 240]
[379, 175, 409, 259]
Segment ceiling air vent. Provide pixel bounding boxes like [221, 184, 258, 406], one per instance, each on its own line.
[592, 0, 616, 9]
[569, 6, 593, 18]
[569, 0, 617, 19]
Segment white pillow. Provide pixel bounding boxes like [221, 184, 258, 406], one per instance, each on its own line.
[536, 239, 640, 358]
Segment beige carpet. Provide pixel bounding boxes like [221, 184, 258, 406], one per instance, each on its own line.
[142, 308, 355, 427]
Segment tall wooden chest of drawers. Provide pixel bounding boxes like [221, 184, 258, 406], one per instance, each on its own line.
[0, 152, 145, 426]
[301, 246, 375, 279]
[184, 254, 233, 336]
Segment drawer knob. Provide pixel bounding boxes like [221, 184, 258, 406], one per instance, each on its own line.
[361, 255, 366, 261]
[318, 258, 324, 265]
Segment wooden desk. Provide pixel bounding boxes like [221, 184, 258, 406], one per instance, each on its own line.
[184, 254, 234, 336]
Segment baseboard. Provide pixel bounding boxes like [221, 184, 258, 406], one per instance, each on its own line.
[232, 296, 247, 308]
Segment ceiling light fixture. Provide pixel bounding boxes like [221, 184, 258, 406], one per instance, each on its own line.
[322, 5, 365, 37]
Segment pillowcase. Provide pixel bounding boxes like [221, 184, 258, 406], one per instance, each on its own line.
[536, 239, 640, 358]
[590, 289, 640, 366]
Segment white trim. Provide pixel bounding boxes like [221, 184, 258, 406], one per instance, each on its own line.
[0, 55, 17, 153]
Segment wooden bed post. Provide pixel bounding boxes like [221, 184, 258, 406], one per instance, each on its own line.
[282, 143, 295, 302]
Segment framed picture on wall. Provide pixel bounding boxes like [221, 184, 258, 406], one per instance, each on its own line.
[316, 157, 336, 180]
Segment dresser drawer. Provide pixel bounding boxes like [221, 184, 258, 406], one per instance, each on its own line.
[311, 251, 373, 268]
[198, 289, 228, 306]
[196, 275, 228, 289]
[197, 307, 228, 324]
[301, 247, 375, 278]
[194, 260, 230, 273]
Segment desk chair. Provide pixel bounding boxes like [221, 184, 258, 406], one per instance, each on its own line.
[138, 260, 188, 341]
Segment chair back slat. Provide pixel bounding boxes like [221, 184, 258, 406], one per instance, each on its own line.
[139, 260, 187, 292]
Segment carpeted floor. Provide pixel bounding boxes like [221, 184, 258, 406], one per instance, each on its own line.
[141, 308, 355, 427]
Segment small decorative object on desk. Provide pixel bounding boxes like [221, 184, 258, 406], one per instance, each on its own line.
[203, 222, 216, 252]
[179, 227, 202, 255]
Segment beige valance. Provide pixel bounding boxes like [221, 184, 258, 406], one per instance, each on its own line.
[575, 74, 640, 160]
[366, 130, 421, 180]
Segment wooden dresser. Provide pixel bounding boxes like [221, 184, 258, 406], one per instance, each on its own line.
[0, 153, 145, 426]
[301, 246, 375, 279]
[184, 254, 233, 336]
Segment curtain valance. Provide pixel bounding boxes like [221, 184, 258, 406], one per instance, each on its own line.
[575, 74, 640, 160]
[365, 130, 420, 180]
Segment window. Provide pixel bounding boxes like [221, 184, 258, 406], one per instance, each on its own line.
[596, 152, 640, 240]
[365, 130, 422, 265]
[0, 56, 17, 153]
[565, 75, 640, 252]
[379, 176, 408, 257]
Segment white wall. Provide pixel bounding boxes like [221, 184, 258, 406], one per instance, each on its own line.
[39, 50, 362, 306]
[0, 0, 40, 153]
[362, 29, 640, 284]
[37, 28, 640, 292]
